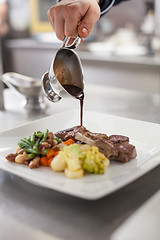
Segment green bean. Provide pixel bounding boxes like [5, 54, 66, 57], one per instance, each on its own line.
[28, 153, 37, 160]
[18, 129, 51, 159]
[44, 148, 50, 155]
[27, 136, 32, 143]
[33, 138, 40, 154]
[18, 141, 30, 148]
[20, 138, 30, 145]
[31, 132, 36, 145]
[36, 131, 44, 138]
[40, 129, 49, 143]
[23, 147, 33, 154]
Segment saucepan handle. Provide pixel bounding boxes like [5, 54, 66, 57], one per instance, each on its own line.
[62, 35, 81, 49]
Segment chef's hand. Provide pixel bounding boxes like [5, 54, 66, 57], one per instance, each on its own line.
[48, 0, 100, 41]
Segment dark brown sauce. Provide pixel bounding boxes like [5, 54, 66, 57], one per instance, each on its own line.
[63, 85, 84, 126]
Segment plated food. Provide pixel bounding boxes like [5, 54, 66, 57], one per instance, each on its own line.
[2, 109, 159, 199]
[6, 126, 137, 179]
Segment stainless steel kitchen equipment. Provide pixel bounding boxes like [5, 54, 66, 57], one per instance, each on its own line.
[0, 38, 4, 110]
[42, 35, 84, 103]
[2, 72, 47, 111]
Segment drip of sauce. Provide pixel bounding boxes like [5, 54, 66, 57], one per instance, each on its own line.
[63, 85, 84, 126]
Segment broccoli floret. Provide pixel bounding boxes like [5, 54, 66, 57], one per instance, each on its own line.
[82, 146, 110, 174]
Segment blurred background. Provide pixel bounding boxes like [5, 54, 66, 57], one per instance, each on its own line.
[0, 0, 160, 101]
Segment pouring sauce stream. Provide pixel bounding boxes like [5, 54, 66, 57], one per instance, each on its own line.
[63, 85, 84, 126]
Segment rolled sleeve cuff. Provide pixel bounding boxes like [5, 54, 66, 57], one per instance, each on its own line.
[99, 0, 116, 16]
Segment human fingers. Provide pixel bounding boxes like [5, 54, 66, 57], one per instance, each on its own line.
[78, 1, 100, 38]
[48, 7, 54, 30]
[64, 5, 82, 38]
[48, 5, 65, 41]
[48, 1, 81, 41]
[63, 0, 100, 38]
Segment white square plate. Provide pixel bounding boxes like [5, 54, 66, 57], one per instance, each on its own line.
[0, 110, 160, 200]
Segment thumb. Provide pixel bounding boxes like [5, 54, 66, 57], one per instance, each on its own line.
[78, 5, 100, 38]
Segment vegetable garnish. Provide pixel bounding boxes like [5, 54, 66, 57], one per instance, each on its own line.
[53, 144, 109, 178]
[63, 139, 75, 146]
[18, 130, 50, 158]
[40, 156, 49, 166]
[40, 129, 49, 144]
[47, 148, 59, 159]
[18, 137, 40, 156]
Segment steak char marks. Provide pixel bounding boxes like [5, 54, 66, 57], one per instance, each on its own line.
[55, 126, 137, 163]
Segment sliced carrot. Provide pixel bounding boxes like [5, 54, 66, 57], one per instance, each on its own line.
[64, 139, 75, 146]
[40, 156, 49, 166]
[47, 148, 59, 159]
[53, 151, 59, 157]
[48, 157, 54, 167]
[48, 151, 60, 167]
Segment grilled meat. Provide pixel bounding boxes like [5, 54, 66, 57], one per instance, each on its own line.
[55, 126, 137, 163]
[108, 135, 129, 144]
[55, 126, 85, 141]
[75, 131, 118, 159]
[108, 135, 137, 162]
[109, 142, 137, 162]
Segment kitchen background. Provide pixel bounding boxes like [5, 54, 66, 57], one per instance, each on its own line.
[0, 0, 160, 105]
